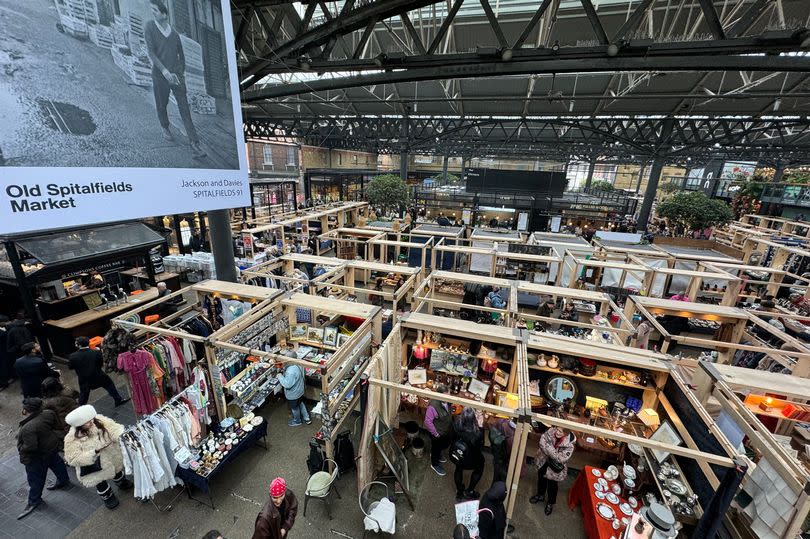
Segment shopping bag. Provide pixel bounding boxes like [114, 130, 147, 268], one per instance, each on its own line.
[455, 500, 494, 538]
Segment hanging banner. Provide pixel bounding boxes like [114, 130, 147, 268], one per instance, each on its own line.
[0, 0, 248, 235]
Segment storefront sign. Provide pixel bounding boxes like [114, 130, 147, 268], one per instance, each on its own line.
[60, 259, 130, 280]
[0, 0, 248, 235]
[242, 232, 254, 258]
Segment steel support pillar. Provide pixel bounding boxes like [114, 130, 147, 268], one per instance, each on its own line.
[584, 159, 597, 191]
[208, 209, 238, 282]
[442, 153, 449, 183]
[636, 162, 648, 193]
[400, 151, 408, 180]
[461, 157, 467, 181]
[636, 155, 665, 232]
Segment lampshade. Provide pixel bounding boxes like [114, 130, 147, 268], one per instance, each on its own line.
[413, 345, 429, 360]
[482, 358, 498, 373]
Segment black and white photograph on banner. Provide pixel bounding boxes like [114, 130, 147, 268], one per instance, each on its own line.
[0, 0, 241, 170]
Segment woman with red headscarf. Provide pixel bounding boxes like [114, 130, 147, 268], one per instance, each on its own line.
[253, 477, 299, 539]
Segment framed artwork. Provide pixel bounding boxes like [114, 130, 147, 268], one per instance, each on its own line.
[307, 326, 324, 343]
[289, 324, 308, 341]
[649, 420, 683, 463]
[467, 378, 490, 401]
[407, 368, 427, 385]
[323, 326, 338, 347]
[337, 333, 350, 347]
[493, 368, 509, 388]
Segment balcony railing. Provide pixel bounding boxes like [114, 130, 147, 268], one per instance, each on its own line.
[760, 184, 810, 208]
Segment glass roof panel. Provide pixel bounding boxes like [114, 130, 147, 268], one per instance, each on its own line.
[16, 223, 164, 266]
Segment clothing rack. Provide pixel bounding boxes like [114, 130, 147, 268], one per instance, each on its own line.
[122, 386, 195, 512]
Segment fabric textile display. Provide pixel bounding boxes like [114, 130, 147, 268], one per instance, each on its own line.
[119, 391, 208, 499]
[742, 458, 798, 539]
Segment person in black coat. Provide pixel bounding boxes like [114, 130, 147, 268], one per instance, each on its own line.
[6, 316, 33, 361]
[14, 343, 58, 399]
[452, 408, 485, 502]
[68, 337, 129, 406]
[16, 397, 71, 519]
[0, 315, 12, 389]
[478, 482, 508, 539]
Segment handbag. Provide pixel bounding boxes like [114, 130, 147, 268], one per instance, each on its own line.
[449, 439, 468, 465]
[548, 458, 565, 473]
[79, 456, 102, 477]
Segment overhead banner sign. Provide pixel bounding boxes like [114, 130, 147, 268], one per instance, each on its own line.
[0, 0, 248, 234]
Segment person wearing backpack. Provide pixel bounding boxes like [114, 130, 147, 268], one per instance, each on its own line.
[425, 384, 452, 476]
[450, 408, 485, 502]
[489, 418, 515, 484]
[530, 425, 575, 515]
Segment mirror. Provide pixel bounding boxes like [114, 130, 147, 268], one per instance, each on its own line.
[545, 376, 577, 404]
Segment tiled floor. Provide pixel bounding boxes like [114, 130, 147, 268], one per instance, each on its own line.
[0, 380, 135, 539]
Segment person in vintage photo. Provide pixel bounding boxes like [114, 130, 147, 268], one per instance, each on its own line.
[0, 0, 241, 170]
[145, 0, 206, 159]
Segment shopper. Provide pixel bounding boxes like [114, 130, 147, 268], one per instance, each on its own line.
[17, 398, 72, 519]
[425, 383, 452, 476]
[451, 408, 485, 502]
[145, 0, 205, 159]
[253, 477, 298, 539]
[489, 418, 515, 484]
[477, 482, 507, 539]
[369, 278, 384, 306]
[6, 314, 34, 361]
[15, 342, 58, 398]
[0, 314, 12, 389]
[63, 405, 132, 509]
[41, 377, 78, 442]
[530, 426, 575, 515]
[277, 363, 310, 427]
[452, 524, 471, 539]
[68, 336, 130, 407]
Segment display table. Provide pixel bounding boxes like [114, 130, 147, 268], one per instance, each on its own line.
[175, 419, 268, 508]
[568, 466, 639, 539]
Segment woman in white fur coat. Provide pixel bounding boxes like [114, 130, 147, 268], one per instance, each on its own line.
[63, 405, 132, 509]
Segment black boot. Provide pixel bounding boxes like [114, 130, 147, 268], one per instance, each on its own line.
[97, 483, 119, 510]
[114, 475, 133, 491]
[544, 503, 553, 516]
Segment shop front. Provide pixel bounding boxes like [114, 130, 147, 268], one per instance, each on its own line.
[0, 222, 176, 358]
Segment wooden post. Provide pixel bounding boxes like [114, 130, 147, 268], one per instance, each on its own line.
[767, 248, 790, 296]
[505, 420, 530, 520]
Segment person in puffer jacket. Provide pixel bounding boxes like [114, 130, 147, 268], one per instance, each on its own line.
[63, 405, 132, 509]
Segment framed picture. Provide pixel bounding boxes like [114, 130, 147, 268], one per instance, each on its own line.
[337, 333, 350, 347]
[649, 420, 683, 463]
[289, 324, 308, 341]
[307, 326, 324, 343]
[323, 326, 338, 347]
[493, 368, 509, 388]
[407, 368, 427, 385]
[467, 378, 490, 401]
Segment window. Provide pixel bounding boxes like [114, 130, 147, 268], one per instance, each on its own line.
[352, 154, 358, 164]
[286, 146, 296, 166]
[262, 144, 273, 165]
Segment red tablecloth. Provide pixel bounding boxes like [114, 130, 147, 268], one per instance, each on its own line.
[568, 466, 638, 539]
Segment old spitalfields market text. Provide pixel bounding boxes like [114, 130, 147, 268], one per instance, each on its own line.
[5, 182, 133, 213]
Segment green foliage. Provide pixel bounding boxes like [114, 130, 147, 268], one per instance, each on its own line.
[366, 174, 410, 215]
[656, 191, 733, 231]
[785, 172, 810, 184]
[590, 180, 615, 191]
[442, 172, 460, 184]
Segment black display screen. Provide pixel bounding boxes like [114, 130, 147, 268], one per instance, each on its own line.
[464, 168, 567, 195]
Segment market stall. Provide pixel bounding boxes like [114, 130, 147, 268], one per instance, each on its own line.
[359, 312, 530, 511]
[624, 296, 810, 374]
[516, 283, 633, 344]
[409, 224, 465, 270]
[566, 255, 654, 304]
[111, 280, 283, 419]
[0, 222, 172, 358]
[366, 234, 432, 276]
[209, 292, 382, 459]
[429, 237, 561, 282]
[412, 270, 516, 324]
[691, 361, 810, 538]
[240, 253, 345, 293]
[319, 227, 384, 260]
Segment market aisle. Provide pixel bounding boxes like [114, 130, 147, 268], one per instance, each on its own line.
[0, 369, 134, 538]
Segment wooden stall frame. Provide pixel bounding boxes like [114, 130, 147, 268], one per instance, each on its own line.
[692, 361, 810, 538]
